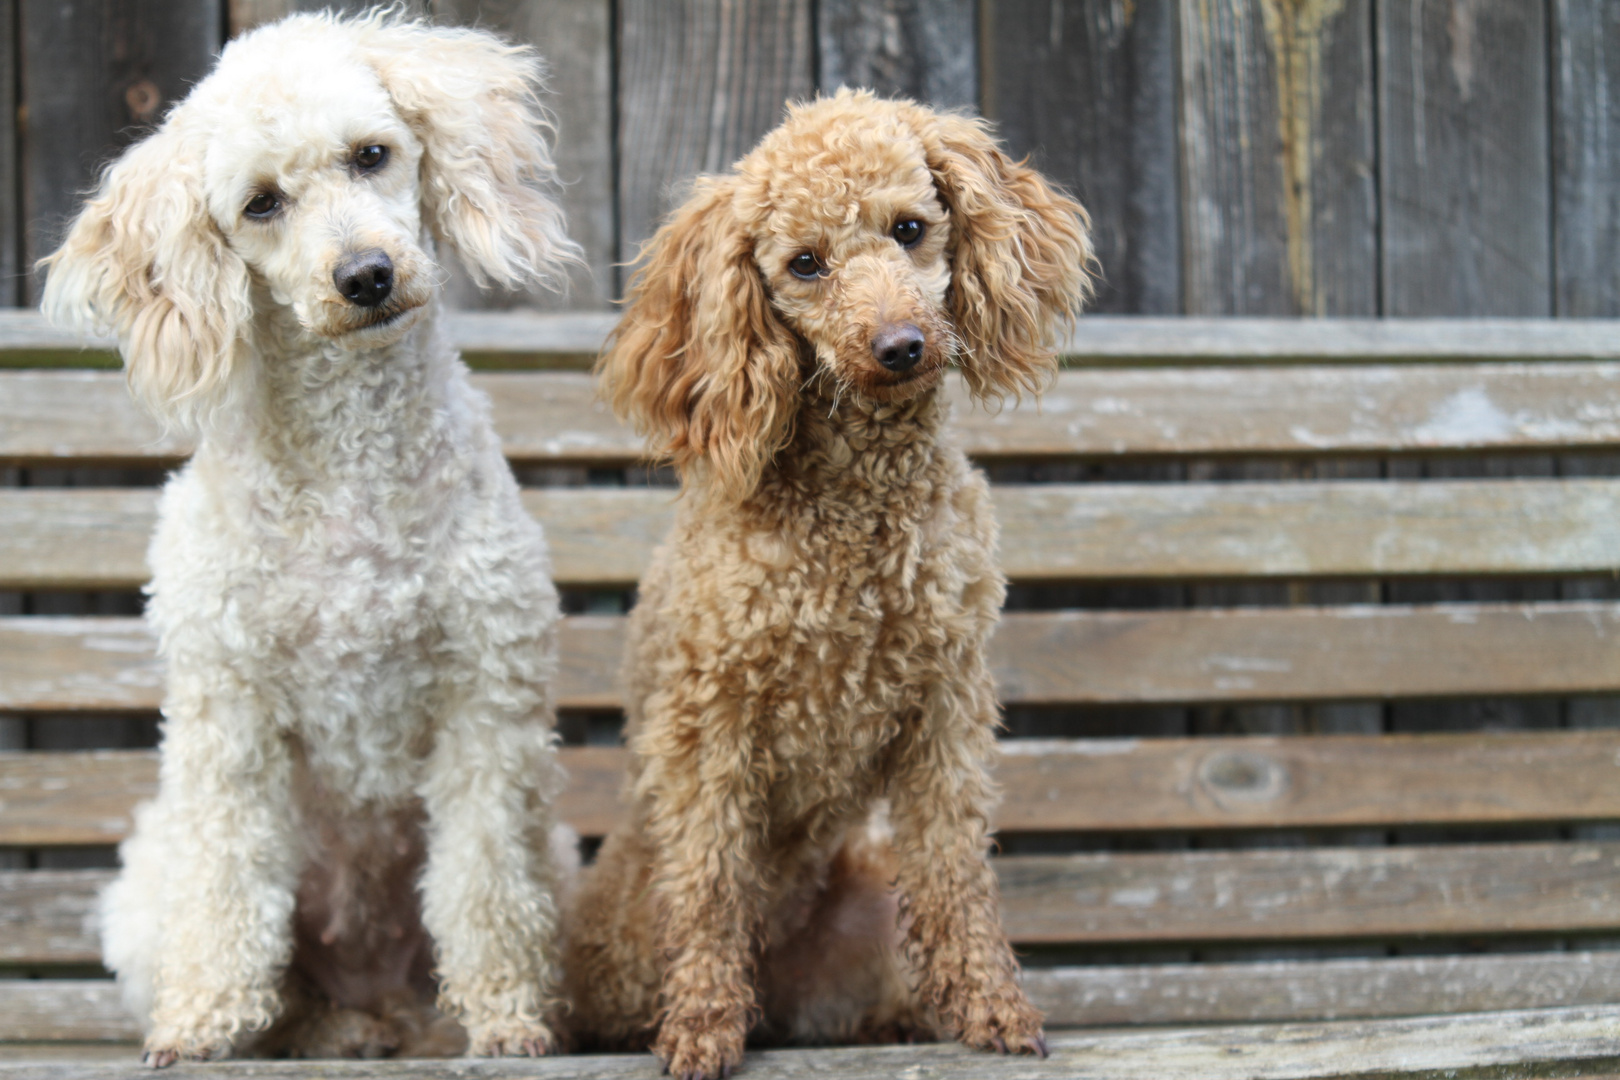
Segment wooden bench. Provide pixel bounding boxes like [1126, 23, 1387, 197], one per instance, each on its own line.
[3, 310, 1620, 1078]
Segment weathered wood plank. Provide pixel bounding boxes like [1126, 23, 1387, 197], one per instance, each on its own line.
[19, 0, 221, 306]
[8, 951, 1620, 1043]
[5, 1006, 1620, 1077]
[984, 0, 1179, 315]
[1377, 0, 1551, 316]
[11, 362, 1620, 466]
[6, 602, 1619, 712]
[2, 1006, 1619, 1076]
[0, 0, 18, 308]
[1026, 951, 1620, 1027]
[0, 745, 625, 845]
[11, 479, 1620, 590]
[1553, 0, 1620, 317]
[616, 0, 814, 271]
[0, 616, 619, 713]
[14, 842, 1620, 961]
[432, 0, 614, 311]
[12, 730, 1620, 845]
[992, 601, 1620, 705]
[8, 309, 1620, 368]
[816, 0, 976, 109]
[1179, 0, 1376, 316]
[997, 842, 1620, 944]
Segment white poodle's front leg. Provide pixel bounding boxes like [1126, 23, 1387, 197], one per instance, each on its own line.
[140, 680, 301, 1067]
[419, 679, 562, 1057]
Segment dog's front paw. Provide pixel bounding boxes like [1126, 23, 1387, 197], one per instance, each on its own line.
[465, 1018, 554, 1057]
[140, 1034, 228, 1069]
[653, 1012, 747, 1080]
[956, 987, 1048, 1058]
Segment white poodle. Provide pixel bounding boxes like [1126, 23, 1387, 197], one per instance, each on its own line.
[41, 12, 579, 1065]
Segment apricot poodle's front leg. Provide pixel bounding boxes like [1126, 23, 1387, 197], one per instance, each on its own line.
[419, 681, 563, 1057]
[141, 682, 301, 1067]
[887, 677, 1046, 1057]
[640, 699, 769, 1080]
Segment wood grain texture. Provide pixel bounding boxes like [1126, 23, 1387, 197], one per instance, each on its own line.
[12, 729, 1620, 846]
[616, 0, 813, 270]
[0, 0, 17, 307]
[992, 601, 1620, 705]
[816, 0, 976, 108]
[7, 309, 1620, 367]
[432, 0, 615, 311]
[6, 602, 1619, 712]
[5, 1005, 1620, 1077]
[1552, 0, 1620, 317]
[1377, 0, 1551, 316]
[12, 478, 1620, 590]
[19, 0, 221, 304]
[12, 362, 1620, 466]
[0, 745, 622, 844]
[997, 841, 1620, 944]
[13, 842, 1620, 960]
[9, 952, 1620, 1042]
[985, 0, 1179, 315]
[1179, 0, 1376, 316]
[1026, 952, 1620, 1028]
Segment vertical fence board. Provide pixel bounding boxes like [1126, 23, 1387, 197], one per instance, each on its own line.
[1552, 0, 1620, 318]
[817, 0, 976, 109]
[0, 0, 17, 307]
[984, 0, 1180, 315]
[19, 0, 221, 304]
[616, 0, 814, 270]
[1376, 0, 1550, 316]
[434, 0, 615, 310]
[1179, 0, 1376, 316]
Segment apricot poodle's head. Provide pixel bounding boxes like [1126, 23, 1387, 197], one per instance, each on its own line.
[599, 89, 1094, 499]
[41, 11, 577, 429]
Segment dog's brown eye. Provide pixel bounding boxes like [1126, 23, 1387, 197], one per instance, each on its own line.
[354, 144, 389, 172]
[244, 193, 280, 219]
[893, 219, 925, 247]
[788, 252, 825, 280]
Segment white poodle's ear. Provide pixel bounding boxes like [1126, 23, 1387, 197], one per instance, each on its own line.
[40, 128, 254, 429]
[359, 21, 581, 290]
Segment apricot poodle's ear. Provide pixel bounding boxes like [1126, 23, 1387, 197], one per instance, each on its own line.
[40, 127, 253, 430]
[359, 20, 581, 291]
[906, 107, 1095, 401]
[597, 178, 801, 500]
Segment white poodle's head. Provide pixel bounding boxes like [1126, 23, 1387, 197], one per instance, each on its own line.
[41, 12, 577, 427]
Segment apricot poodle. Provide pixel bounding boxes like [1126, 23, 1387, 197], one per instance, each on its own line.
[42, 12, 578, 1064]
[563, 90, 1093, 1079]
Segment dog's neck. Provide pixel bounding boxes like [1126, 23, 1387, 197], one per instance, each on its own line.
[201, 301, 466, 488]
[762, 381, 949, 506]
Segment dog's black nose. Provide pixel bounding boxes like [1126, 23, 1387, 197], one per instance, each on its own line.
[872, 322, 925, 372]
[333, 249, 394, 308]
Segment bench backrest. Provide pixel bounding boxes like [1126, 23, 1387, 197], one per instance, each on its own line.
[2, 311, 1619, 1041]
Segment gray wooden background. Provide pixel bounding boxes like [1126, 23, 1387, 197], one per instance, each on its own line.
[2, 0, 1618, 961]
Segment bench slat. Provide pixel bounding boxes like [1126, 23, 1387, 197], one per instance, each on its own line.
[7, 309, 1620, 364]
[9, 479, 1620, 590]
[9, 363, 1620, 466]
[6, 950, 1620, 1041]
[5, 1005, 1620, 1077]
[4, 603, 1618, 713]
[9, 842, 1620, 962]
[8, 731, 1620, 845]
[997, 842, 1620, 944]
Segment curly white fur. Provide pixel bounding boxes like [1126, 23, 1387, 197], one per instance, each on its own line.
[41, 11, 578, 1065]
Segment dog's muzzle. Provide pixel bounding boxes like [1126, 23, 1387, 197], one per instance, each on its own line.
[333, 249, 394, 308]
